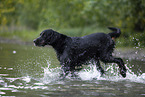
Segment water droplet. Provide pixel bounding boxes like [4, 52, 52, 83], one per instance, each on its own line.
[13, 50, 16, 54]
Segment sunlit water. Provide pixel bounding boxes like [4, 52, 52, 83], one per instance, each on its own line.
[0, 43, 145, 97]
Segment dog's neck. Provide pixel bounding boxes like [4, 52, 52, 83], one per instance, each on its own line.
[50, 33, 70, 59]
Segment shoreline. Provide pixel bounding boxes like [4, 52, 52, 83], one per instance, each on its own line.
[114, 48, 145, 62]
[0, 37, 145, 62]
[0, 37, 33, 45]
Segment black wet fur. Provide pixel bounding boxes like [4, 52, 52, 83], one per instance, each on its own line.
[33, 27, 127, 79]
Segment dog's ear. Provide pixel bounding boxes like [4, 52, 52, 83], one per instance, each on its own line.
[41, 29, 54, 38]
[45, 29, 57, 44]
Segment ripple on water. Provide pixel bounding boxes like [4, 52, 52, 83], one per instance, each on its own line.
[0, 61, 145, 97]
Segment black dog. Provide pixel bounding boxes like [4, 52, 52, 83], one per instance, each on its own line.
[33, 27, 126, 79]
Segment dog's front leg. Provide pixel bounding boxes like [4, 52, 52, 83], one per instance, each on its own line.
[96, 60, 105, 76]
[59, 64, 70, 80]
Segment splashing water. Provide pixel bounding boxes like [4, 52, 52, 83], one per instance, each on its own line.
[41, 60, 61, 84]
[82, 64, 145, 84]
[41, 60, 145, 84]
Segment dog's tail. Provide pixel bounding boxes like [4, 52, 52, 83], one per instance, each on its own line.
[108, 27, 121, 39]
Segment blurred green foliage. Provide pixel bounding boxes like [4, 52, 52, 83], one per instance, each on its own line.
[0, 0, 145, 47]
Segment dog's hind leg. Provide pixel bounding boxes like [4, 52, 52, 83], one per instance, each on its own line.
[100, 55, 126, 78]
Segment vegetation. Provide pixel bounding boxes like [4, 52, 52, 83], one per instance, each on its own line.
[0, 0, 145, 47]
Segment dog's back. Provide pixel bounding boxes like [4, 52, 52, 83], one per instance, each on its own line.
[73, 27, 121, 49]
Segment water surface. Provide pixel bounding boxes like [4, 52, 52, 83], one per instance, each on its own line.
[0, 43, 145, 97]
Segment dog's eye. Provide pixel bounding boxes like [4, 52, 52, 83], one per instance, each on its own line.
[41, 33, 47, 38]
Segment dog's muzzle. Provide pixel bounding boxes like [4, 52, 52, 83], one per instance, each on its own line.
[33, 38, 45, 47]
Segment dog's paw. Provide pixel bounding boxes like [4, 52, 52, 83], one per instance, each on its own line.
[100, 71, 106, 77]
[120, 67, 127, 78]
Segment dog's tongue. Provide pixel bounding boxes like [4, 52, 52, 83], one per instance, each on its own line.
[34, 43, 36, 46]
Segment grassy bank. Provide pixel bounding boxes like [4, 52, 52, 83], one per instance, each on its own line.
[0, 26, 145, 48]
[0, 26, 108, 42]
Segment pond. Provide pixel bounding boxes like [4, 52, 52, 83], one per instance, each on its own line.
[0, 43, 145, 97]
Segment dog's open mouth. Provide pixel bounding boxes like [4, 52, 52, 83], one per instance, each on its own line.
[34, 43, 45, 47]
[33, 39, 45, 47]
[34, 43, 36, 46]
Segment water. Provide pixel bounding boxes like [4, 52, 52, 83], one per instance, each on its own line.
[0, 43, 145, 97]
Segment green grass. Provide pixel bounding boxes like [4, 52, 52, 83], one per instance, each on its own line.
[0, 26, 108, 42]
[58, 26, 108, 37]
[0, 30, 36, 41]
[0, 26, 145, 48]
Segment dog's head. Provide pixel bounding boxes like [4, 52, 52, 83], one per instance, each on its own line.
[33, 29, 57, 47]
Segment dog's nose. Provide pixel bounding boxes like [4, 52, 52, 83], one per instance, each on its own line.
[33, 39, 36, 43]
